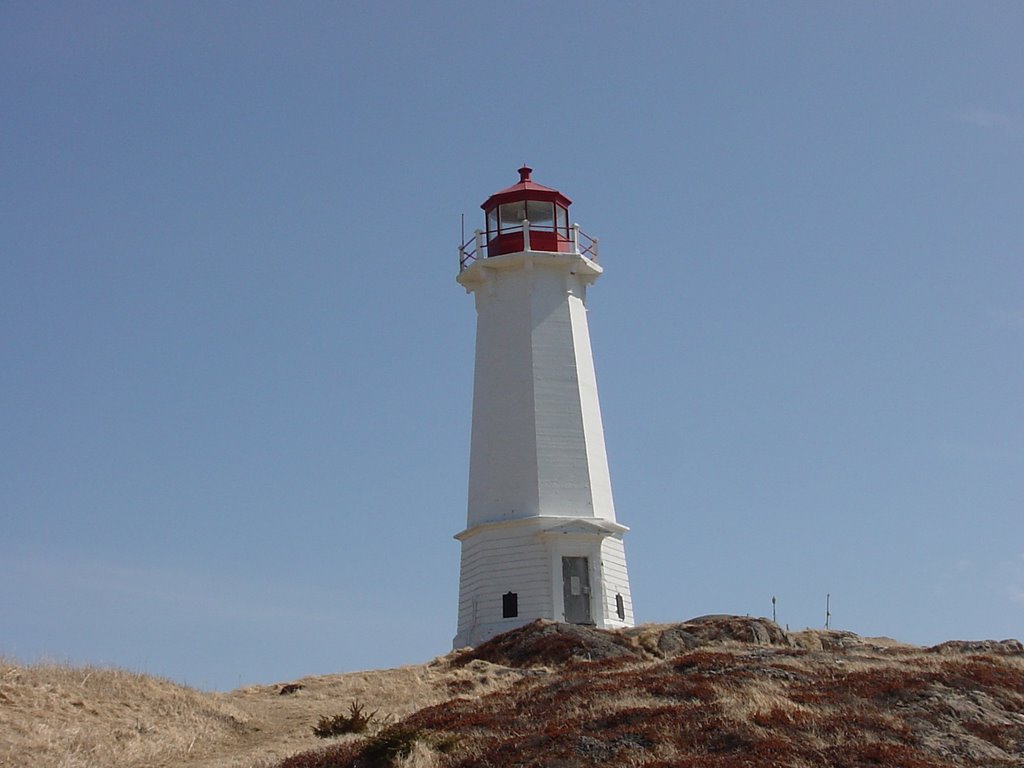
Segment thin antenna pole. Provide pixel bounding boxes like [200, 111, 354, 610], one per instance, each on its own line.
[825, 593, 831, 630]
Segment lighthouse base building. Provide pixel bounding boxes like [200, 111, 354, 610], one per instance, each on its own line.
[454, 517, 633, 649]
[453, 168, 633, 649]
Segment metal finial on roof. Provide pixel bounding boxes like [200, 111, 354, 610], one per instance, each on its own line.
[518, 165, 533, 182]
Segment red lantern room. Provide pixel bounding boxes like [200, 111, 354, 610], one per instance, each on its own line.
[481, 166, 573, 257]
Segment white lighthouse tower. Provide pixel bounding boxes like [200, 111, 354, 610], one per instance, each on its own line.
[453, 167, 634, 648]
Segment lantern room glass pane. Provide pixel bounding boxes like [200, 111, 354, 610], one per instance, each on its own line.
[487, 207, 498, 239]
[526, 200, 554, 230]
[499, 201, 526, 232]
[555, 204, 568, 236]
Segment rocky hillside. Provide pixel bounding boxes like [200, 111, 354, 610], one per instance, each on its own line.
[3, 617, 1022, 768]
[279, 617, 1024, 768]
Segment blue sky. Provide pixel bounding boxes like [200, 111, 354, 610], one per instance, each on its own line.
[1, 2, 1021, 691]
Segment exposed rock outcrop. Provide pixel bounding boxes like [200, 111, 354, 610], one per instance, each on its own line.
[284, 617, 1024, 768]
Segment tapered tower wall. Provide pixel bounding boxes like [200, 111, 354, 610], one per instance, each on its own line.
[465, 255, 613, 528]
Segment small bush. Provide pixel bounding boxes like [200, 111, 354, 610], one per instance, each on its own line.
[750, 707, 814, 729]
[277, 742, 358, 768]
[360, 724, 422, 766]
[313, 701, 378, 738]
[445, 678, 475, 695]
[431, 734, 460, 754]
[672, 650, 742, 673]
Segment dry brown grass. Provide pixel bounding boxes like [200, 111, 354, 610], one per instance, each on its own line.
[0, 654, 530, 768]
[4, 619, 1023, 768]
[0, 658, 251, 768]
[323, 622, 1023, 768]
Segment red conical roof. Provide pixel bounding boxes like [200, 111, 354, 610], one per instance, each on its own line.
[481, 166, 572, 210]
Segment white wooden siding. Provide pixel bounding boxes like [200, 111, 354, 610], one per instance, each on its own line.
[455, 249, 633, 649]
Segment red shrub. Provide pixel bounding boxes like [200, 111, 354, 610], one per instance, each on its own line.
[821, 740, 946, 768]
[277, 742, 360, 768]
[963, 720, 1021, 751]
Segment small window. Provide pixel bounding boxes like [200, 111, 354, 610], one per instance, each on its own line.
[499, 202, 526, 232]
[486, 207, 498, 239]
[502, 591, 518, 619]
[616, 593, 625, 620]
[555, 204, 568, 236]
[526, 200, 554, 230]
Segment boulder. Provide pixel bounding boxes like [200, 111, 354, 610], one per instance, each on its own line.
[454, 620, 642, 668]
[928, 638, 1024, 655]
[679, 615, 793, 647]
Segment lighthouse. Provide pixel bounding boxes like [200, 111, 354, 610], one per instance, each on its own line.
[453, 167, 634, 648]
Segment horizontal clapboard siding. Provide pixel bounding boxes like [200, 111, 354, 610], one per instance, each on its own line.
[455, 517, 635, 646]
[456, 525, 555, 644]
[599, 537, 634, 625]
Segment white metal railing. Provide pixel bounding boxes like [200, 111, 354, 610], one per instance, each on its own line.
[458, 221, 599, 272]
[575, 224, 599, 261]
